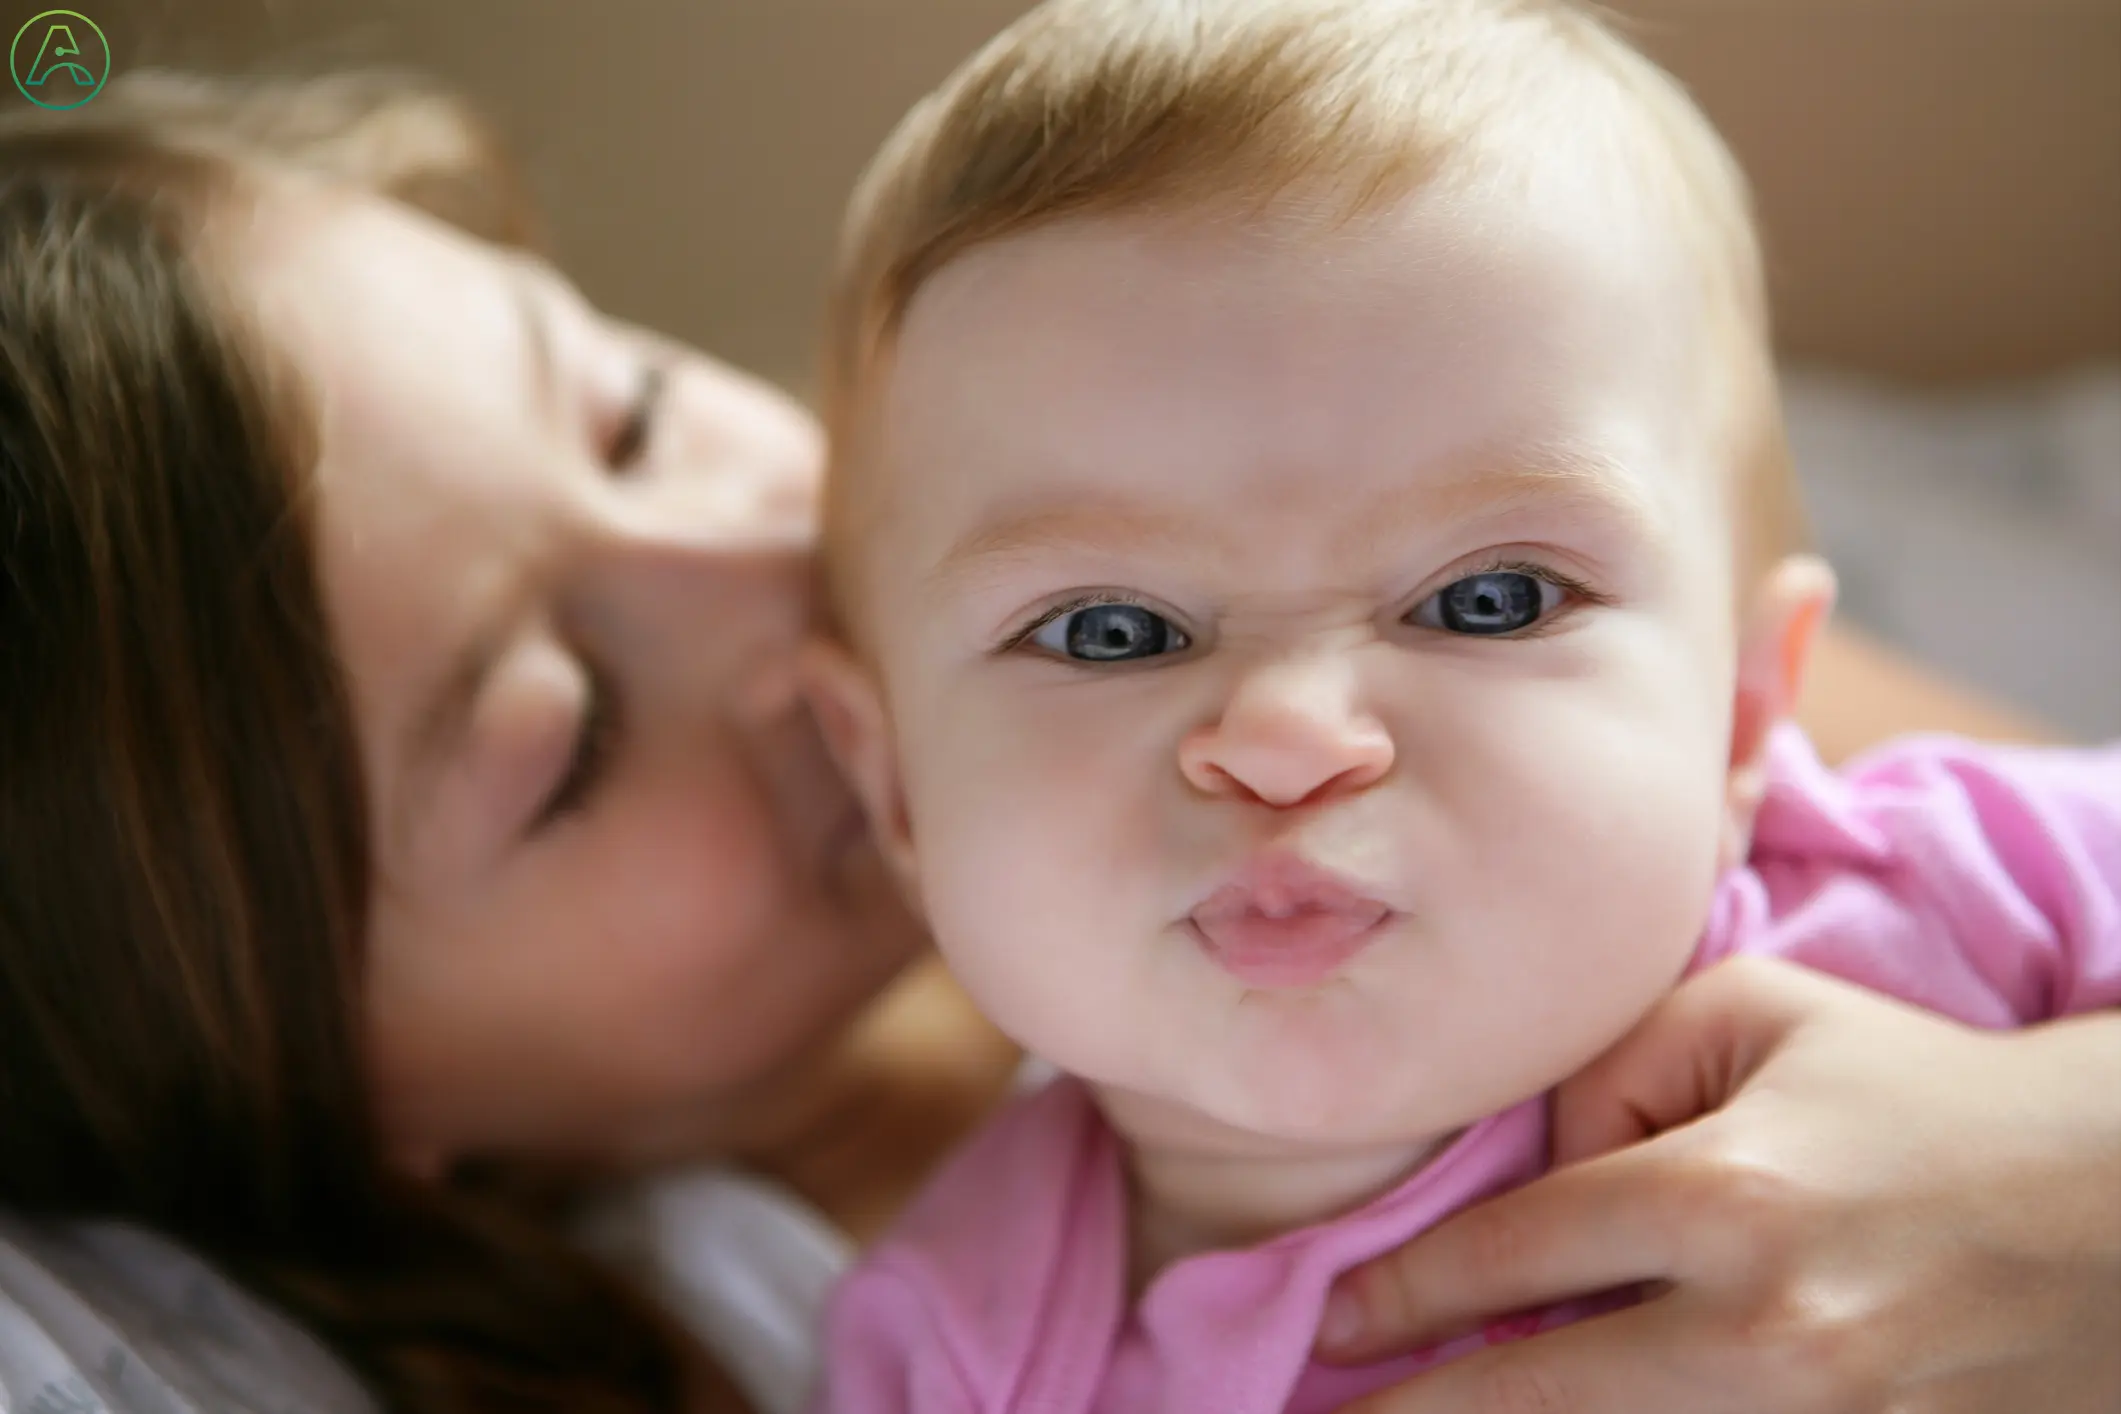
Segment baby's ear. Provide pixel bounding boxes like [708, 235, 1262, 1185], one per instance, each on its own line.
[797, 640, 920, 895]
[1721, 554, 1837, 869]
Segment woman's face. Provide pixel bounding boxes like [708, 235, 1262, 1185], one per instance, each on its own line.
[244, 185, 925, 1173]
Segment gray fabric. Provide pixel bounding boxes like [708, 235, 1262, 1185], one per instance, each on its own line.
[1786, 363, 2121, 738]
[0, 1166, 853, 1414]
[583, 1166, 851, 1414]
[0, 1214, 376, 1414]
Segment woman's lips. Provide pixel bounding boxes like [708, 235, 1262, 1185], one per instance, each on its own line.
[1187, 854, 1395, 989]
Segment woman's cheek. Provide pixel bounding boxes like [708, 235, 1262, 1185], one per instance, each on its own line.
[594, 777, 790, 982]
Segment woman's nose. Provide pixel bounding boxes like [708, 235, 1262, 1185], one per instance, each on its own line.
[581, 507, 815, 692]
[1178, 654, 1395, 808]
[664, 366, 824, 538]
[655, 449, 817, 545]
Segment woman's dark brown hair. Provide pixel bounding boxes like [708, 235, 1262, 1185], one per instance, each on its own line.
[0, 71, 724, 1413]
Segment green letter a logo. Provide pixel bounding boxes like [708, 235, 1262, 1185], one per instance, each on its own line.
[26, 24, 94, 89]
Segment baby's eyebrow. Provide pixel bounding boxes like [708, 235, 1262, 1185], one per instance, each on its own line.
[930, 498, 1205, 593]
[1346, 446, 1667, 556]
[929, 446, 1661, 593]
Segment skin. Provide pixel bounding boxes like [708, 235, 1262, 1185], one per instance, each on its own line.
[241, 180, 932, 1175]
[215, 168, 2112, 1414]
[809, 149, 1832, 1285]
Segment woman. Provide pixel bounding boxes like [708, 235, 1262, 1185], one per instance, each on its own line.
[1, 70, 2113, 1414]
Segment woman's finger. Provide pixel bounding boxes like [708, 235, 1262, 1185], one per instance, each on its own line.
[1315, 1138, 1691, 1362]
[1331, 1297, 1744, 1414]
[1549, 956, 1825, 1165]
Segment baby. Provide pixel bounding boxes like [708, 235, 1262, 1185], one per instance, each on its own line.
[799, 2, 2121, 1410]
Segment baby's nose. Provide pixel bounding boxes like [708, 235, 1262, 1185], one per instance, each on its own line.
[1178, 657, 1394, 808]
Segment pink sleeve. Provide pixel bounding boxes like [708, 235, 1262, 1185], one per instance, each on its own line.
[812, 1261, 980, 1414]
[1741, 732, 2121, 1026]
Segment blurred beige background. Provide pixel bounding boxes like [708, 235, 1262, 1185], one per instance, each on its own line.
[67, 0, 2121, 390]
[25, 0, 2121, 731]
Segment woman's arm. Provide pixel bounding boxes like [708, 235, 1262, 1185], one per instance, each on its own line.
[1798, 621, 2059, 764]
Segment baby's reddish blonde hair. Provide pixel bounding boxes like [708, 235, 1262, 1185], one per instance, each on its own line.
[820, 0, 1806, 631]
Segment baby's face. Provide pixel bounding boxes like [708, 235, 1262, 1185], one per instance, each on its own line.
[840, 165, 1756, 1154]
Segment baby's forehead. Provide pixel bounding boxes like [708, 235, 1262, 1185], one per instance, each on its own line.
[890, 111, 1742, 418]
[860, 201, 1743, 580]
[910, 129, 1686, 309]
[890, 167, 1722, 448]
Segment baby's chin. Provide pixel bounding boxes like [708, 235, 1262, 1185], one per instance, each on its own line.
[1199, 1075, 1486, 1154]
[1092, 1021, 1503, 1159]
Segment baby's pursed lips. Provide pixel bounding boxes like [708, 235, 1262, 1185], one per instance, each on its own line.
[1186, 849, 1396, 989]
[1190, 850, 1394, 923]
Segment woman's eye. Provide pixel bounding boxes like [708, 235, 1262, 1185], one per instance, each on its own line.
[1030, 602, 1190, 662]
[605, 364, 667, 472]
[533, 668, 620, 831]
[1411, 570, 1561, 636]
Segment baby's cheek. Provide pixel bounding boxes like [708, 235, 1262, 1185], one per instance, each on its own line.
[1431, 726, 1724, 1099]
[911, 733, 1164, 1066]
[913, 784, 1086, 976]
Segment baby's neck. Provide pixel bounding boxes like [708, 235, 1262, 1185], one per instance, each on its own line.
[1116, 1120, 1455, 1295]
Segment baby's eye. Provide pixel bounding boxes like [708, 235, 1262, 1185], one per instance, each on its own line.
[1030, 602, 1191, 662]
[1410, 570, 1562, 636]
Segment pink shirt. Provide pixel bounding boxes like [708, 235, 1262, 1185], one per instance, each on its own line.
[816, 729, 2121, 1414]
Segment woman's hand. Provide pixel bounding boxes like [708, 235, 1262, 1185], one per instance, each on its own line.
[1318, 957, 2121, 1413]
